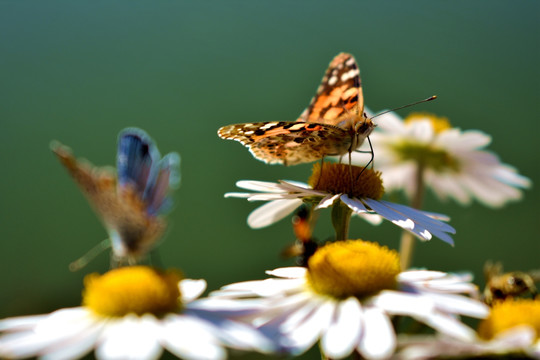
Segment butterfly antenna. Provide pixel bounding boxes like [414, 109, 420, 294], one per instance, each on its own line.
[69, 239, 111, 271]
[370, 95, 437, 120]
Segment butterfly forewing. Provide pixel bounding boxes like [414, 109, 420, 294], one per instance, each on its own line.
[117, 128, 161, 199]
[298, 52, 364, 128]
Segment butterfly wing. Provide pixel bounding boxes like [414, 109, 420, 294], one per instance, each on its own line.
[298, 52, 364, 128]
[50, 140, 120, 222]
[117, 128, 180, 215]
[117, 128, 161, 200]
[218, 121, 352, 165]
[144, 152, 181, 215]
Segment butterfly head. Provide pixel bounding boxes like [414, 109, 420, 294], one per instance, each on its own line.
[354, 116, 376, 136]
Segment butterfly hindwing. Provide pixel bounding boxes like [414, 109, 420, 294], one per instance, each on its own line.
[145, 152, 181, 215]
[218, 121, 352, 165]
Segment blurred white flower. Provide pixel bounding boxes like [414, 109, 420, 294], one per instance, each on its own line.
[396, 298, 540, 359]
[226, 164, 455, 244]
[210, 240, 488, 360]
[351, 112, 531, 207]
[0, 266, 272, 360]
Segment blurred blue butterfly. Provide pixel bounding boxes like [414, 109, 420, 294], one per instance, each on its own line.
[51, 128, 180, 268]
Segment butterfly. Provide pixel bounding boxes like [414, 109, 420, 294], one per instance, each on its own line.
[218, 52, 376, 166]
[51, 128, 180, 268]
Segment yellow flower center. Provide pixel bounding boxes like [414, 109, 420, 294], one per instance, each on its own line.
[83, 266, 183, 317]
[307, 240, 400, 299]
[308, 163, 384, 200]
[478, 299, 540, 340]
[404, 112, 451, 133]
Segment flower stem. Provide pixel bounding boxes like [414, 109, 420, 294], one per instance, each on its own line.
[332, 200, 352, 241]
[399, 163, 425, 270]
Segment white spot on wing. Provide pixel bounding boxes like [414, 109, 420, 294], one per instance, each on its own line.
[260, 122, 279, 130]
[341, 69, 359, 82]
[328, 76, 338, 86]
[288, 123, 307, 131]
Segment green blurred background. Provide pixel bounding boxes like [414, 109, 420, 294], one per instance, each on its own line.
[1, 0, 538, 358]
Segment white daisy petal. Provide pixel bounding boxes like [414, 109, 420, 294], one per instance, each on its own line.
[422, 312, 477, 341]
[180, 279, 207, 303]
[340, 194, 369, 213]
[362, 198, 434, 241]
[397, 270, 448, 282]
[186, 298, 268, 320]
[278, 181, 323, 195]
[321, 297, 363, 359]
[357, 306, 396, 359]
[217, 278, 305, 297]
[266, 267, 307, 279]
[282, 299, 336, 354]
[0, 332, 54, 358]
[378, 201, 455, 233]
[255, 292, 314, 329]
[247, 198, 303, 228]
[0, 315, 47, 332]
[40, 323, 103, 360]
[161, 316, 226, 360]
[427, 292, 489, 318]
[235, 180, 287, 192]
[223, 191, 253, 198]
[365, 199, 455, 244]
[280, 296, 324, 334]
[408, 120, 434, 142]
[96, 315, 162, 360]
[316, 193, 340, 209]
[245, 193, 299, 201]
[372, 291, 435, 318]
[355, 212, 384, 225]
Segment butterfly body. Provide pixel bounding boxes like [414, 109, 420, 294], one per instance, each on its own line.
[218, 53, 375, 165]
[51, 128, 180, 265]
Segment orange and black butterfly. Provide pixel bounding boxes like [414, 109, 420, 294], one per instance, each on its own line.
[51, 128, 180, 267]
[218, 53, 376, 166]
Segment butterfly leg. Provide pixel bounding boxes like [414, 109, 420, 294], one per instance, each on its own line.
[358, 136, 375, 176]
[314, 157, 325, 189]
[348, 150, 354, 194]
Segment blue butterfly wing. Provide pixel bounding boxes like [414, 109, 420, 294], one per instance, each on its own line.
[117, 128, 161, 199]
[145, 152, 181, 215]
[117, 128, 180, 216]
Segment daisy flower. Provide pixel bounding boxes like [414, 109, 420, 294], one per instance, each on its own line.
[396, 298, 540, 359]
[0, 266, 272, 360]
[351, 111, 531, 207]
[226, 162, 456, 245]
[210, 240, 488, 359]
